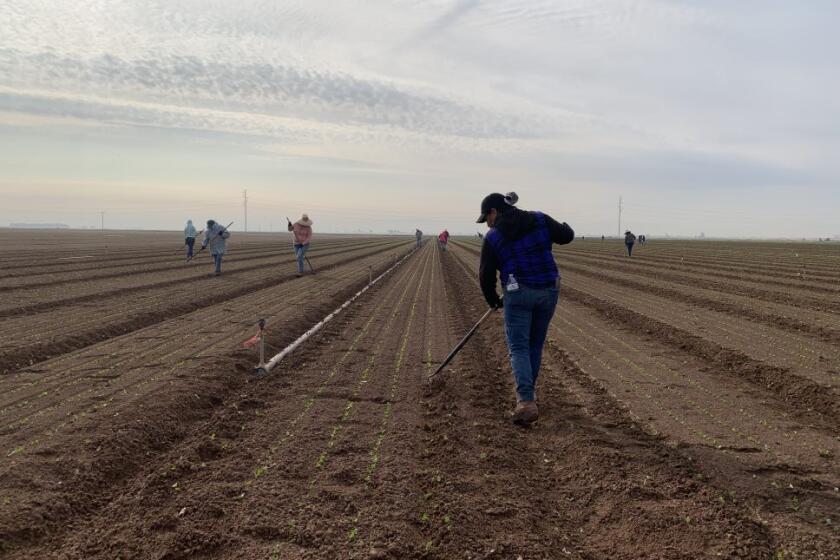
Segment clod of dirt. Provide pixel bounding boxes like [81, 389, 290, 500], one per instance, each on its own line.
[368, 547, 387, 559]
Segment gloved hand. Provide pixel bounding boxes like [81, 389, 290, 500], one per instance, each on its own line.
[492, 297, 504, 309]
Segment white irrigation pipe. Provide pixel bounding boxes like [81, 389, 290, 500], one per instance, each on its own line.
[254, 247, 416, 375]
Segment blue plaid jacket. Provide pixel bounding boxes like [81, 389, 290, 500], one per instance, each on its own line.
[484, 212, 559, 286]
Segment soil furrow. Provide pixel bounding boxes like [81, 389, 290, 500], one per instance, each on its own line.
[0, 243, 409, 374]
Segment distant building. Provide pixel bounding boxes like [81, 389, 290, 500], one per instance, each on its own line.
[10, 223, 69, 229]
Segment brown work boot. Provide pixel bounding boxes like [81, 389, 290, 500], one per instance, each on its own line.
[511, 400, 539, 426]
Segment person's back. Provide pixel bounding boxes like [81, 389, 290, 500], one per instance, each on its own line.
[288, 214, 314, 275]
[624, 231, 636, 256]
[184, 220, 198, 258]
[184, 220, 197, 239]
[202, 220, 230, 275]
[477, 192, 574, 425]
[205, 221, 230, 254]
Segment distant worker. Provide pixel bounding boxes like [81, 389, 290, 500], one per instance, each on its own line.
[438, 229, 450, 251]
[477, 192, 574, 426]
[415, 228, 423, 248]
[184, 219, 197, 259]
[639, 234, 646, 245]
[203, 219, 230, 276]
[288, 214, 313, 276]
[624, 230, 636, 256]
[477, 231, 483, 239]
[601, 235, 605, 241]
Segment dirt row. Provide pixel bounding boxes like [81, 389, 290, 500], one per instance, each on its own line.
[0, 240, 426, 556]
[0, 238, 375, 289]
[463, 240, 840, 337]
[5, 239, 785, 559]
[447, 242, 839, 558]
[1, 234, 837, 558]
[439, 246, 779, 558]
[564, 240, 840, 281]
[0, 240, 411, 375]
[454, 240, 839, 424]
[0, 231, 371, 272]
[561, 249, 840, 298]
[561, 272, 840, 389]
[558, 258, 840, 342]
[0, 238, 404, 313]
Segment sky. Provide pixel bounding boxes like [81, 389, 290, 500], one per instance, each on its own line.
[1, 0, 838, 237]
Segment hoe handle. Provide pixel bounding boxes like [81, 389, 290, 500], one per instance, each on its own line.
[429, 307, 496, 378]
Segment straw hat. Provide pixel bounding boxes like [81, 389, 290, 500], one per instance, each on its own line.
[296, 214, 313, 227]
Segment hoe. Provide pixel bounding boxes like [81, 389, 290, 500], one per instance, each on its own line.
[429, 307, 497, 379]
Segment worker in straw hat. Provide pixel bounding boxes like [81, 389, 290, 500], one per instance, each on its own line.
[477, 192, 574, 425]
[288, 213, 313, 276]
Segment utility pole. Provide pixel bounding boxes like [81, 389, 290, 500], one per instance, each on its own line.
[243, 189, 248, 232]
[617, 196, 622, 238]
[101, 211, 105, 232]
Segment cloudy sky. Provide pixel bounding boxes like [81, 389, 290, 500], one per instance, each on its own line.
[1, 0, 838, 237]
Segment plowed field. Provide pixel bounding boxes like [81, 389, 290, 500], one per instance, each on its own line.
[0, 230, 837, 559]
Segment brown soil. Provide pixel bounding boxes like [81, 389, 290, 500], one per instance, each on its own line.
[0, 232, 836, 559]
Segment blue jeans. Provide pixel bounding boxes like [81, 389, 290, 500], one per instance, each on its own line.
[626, 242, 634, 256]
[503, 284, 560, 402]
[213, 253, 222, 273]
[294, 243, 309, 273]
[185, 237, 195, 258]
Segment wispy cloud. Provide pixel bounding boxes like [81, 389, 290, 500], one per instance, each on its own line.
[1, 1, 838, 235]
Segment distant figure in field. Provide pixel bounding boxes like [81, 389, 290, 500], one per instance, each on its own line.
[638, 234, 646, 245]
[438, 229, 450, 251]
[477, 231, 484, 239]
[601, 235, 605, 241]
[184, 219, 197, 259]
[624, 230, 636, 256]
[203, 219, 230, 276]
[415, 228, 423, 248]
[288, 214, 313, 276]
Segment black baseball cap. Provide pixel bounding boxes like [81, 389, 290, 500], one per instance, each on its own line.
[476, 193, 511, 223]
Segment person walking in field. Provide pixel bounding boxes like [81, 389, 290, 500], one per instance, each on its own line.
[184, 219, 197, 259]
[477, 192, 574, 425]
[415, 228, 423, 248]
[288, 214, 313, 276]
[438, 229, 450, 251]
[202, 219, 230, 276]
[624, 230, 636, 256]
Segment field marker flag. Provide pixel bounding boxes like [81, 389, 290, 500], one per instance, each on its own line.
[243, 319, 266, 349]
[246, 319, 268, 375]
[243, 332, 261, 349]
